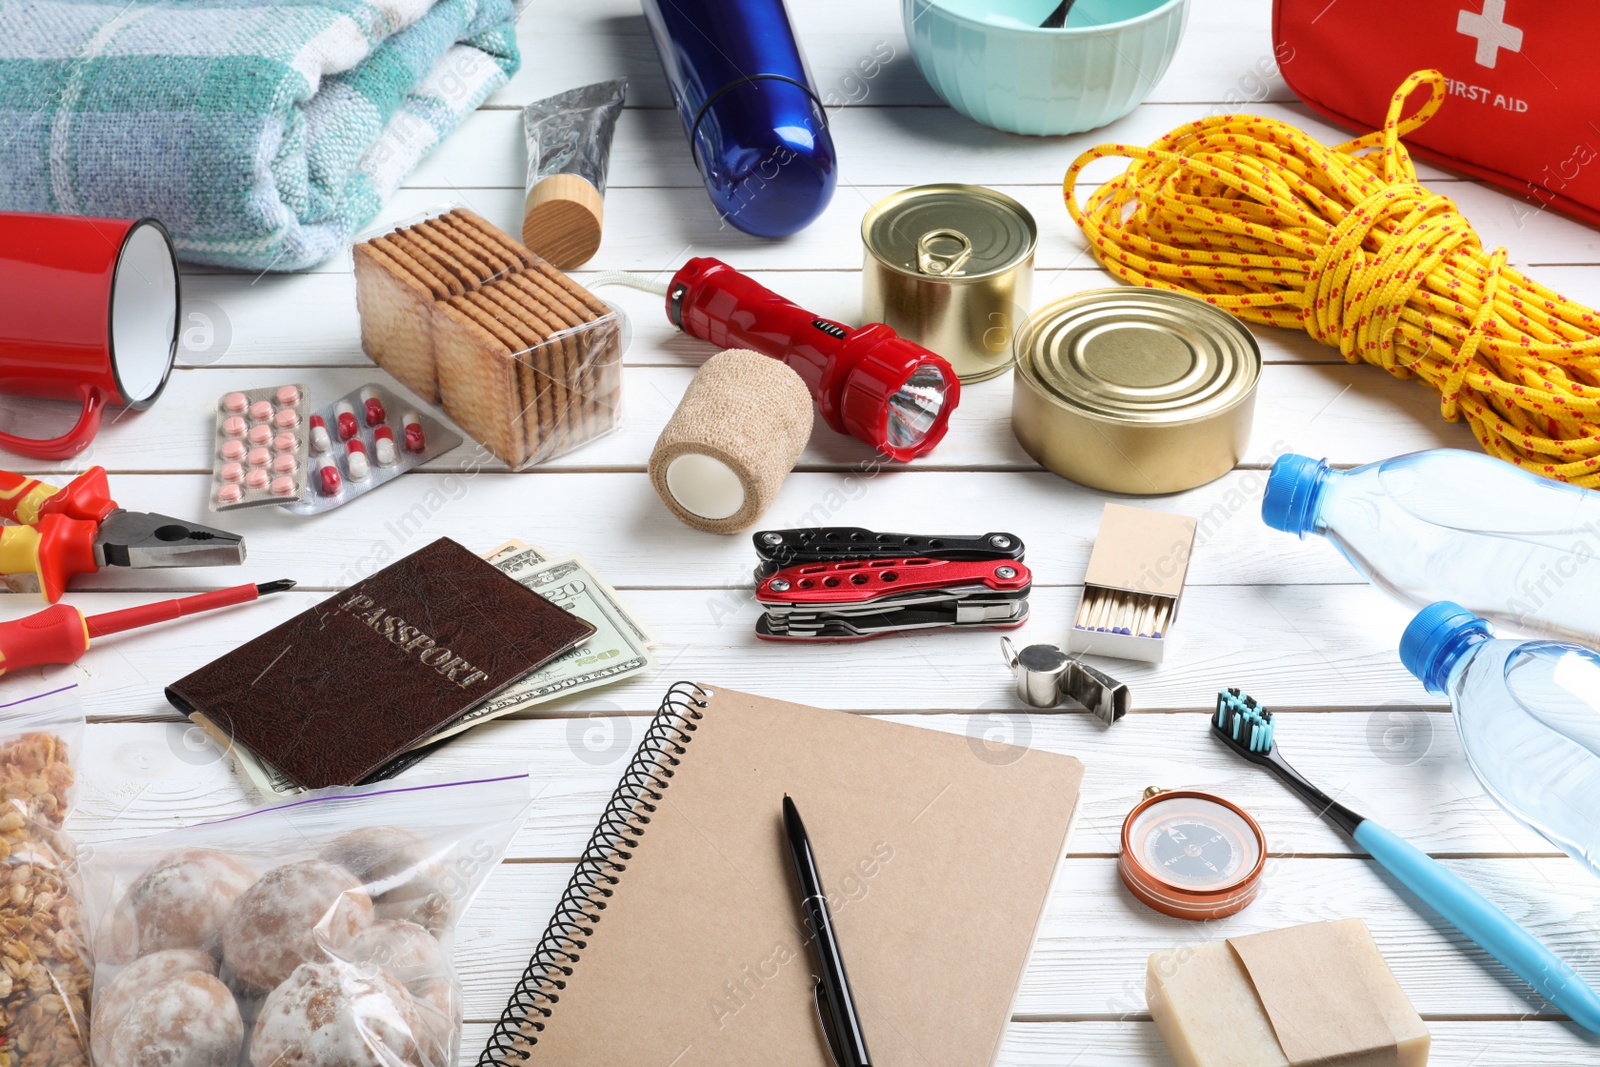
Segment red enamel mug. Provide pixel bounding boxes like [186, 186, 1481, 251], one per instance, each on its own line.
[0, 212, 181, 459]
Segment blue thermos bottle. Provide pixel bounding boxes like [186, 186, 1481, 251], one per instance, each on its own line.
[639, 0, 838, 237]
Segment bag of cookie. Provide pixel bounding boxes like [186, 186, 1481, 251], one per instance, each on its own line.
[0, 685, 92, 1067]
[353, 205, 626, 469]
[80, 769, 533, 1067]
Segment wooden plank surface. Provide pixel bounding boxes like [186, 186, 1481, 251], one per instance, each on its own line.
[457, 1020, 1600, 1065]
[408, 103, 1470, 192]
[434, 857, 1600, 1021]
[0, 362, 1474, 475]
[74, 712, 1551, 858]
[11, 582, 1446, 717]
[30, 0, 1600, 1064]
[170, 264, 1600, 368]
[187, 178, 1596, 277]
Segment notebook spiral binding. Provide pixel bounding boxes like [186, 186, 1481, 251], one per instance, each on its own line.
[476, 681, 710, 1064]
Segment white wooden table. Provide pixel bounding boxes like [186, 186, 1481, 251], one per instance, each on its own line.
[16, 0, 1600, 1062]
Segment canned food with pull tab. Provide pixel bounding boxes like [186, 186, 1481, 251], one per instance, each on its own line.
[1012, 289, 1261, 494]
[861, 184, 1036, 383]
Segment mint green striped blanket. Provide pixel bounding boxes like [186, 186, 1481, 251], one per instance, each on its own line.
[0, 0, 520, 270]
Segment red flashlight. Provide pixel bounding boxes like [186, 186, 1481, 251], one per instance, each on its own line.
[666, 257, 959, 461]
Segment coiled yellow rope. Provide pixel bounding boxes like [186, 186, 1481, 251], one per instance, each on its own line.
[1064, 69, 1600, 486]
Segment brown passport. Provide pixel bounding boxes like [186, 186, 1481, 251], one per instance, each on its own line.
[166, 538, 595, 790]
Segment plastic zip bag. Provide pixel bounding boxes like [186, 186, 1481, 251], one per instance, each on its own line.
[0, 684, 92, 1067]
[81, 769, 532, 1067]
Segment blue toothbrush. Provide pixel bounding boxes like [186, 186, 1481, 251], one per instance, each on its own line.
[1213, 688, 1600, 1034]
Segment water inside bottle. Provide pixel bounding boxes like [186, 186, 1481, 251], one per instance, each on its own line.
[1450, 638, 1600, 879]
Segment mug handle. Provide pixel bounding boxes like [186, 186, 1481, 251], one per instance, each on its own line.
[0, 387, 107, 461]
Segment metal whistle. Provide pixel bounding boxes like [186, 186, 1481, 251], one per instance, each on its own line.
[1001, 637, 1129, 725]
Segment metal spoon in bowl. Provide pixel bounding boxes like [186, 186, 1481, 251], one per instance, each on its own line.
[1039, 0, 1077, 27]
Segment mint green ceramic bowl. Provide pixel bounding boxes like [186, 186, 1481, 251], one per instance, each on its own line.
[902, 0, 1188, 135]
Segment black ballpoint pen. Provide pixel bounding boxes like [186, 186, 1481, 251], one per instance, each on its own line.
[783, 794, 873, 1067]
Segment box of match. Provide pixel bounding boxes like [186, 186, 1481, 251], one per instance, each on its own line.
[352, 206, 625, 469]
[1067, 503, 1196, 664]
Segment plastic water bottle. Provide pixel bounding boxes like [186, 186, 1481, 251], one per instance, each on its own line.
[1262, 449, 1600, 646]
[1401, 602, 1600, 879]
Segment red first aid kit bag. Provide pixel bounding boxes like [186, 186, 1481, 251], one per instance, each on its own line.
[1273, 0, 1600, 227]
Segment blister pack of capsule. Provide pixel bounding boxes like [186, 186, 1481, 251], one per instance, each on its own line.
[210, 384, 312, 511]
[279, 383, 462, 516]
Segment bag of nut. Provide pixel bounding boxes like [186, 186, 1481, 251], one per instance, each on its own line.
[0, 685, 91, 1067]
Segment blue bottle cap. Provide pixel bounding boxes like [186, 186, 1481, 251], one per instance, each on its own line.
[1400, 601, 1493, 694]
[1261, 454, 1331, 538]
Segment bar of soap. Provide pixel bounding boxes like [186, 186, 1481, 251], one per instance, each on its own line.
[1147, 919, 1429, 1067]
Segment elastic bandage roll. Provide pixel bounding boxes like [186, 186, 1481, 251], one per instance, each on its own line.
[649, 349, 813, 533]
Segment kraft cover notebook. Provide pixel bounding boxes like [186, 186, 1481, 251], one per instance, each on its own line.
[478, 682, 1084, 1067]
[165, 537, 595, 790]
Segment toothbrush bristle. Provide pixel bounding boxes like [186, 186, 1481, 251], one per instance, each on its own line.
[1214, 688, 1274, 754]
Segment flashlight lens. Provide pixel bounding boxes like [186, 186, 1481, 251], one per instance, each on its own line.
[885, 364, 949, 450]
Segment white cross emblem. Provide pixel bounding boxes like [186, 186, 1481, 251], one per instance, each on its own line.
[1457, 0, 1523, 69]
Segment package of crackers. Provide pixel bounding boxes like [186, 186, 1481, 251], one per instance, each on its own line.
[351, 207, 624, 469]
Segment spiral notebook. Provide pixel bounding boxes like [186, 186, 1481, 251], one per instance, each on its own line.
[478, 682, 1084, 1067]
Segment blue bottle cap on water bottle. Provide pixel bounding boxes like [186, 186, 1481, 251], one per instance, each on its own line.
[1261, 454, 1330, 538]
[1400, 602, 1493, 694]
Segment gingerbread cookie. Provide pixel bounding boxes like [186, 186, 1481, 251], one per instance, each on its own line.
[250, 962, 422, 1067]
[97, 971, 243, 1067]
[320, 826, 453, 935]
[102, 848, 256, 960]
[222, 860, 373, 992]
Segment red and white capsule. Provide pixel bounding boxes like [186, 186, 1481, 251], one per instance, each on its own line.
[373, 425, 398, 467]
[309, 414, 330, 453]
[360, 386, 386, 427]
[317, 457, 341, 496]
[402, 410, 425, 453]
[345, 438, 369, 481]
[335, 400, 358, 442]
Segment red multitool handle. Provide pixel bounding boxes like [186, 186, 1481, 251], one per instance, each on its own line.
[756, 557, 1031, 605]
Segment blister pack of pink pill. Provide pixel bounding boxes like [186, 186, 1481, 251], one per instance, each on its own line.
[210, 384, 312, 510]
[279, 383, 462, 516]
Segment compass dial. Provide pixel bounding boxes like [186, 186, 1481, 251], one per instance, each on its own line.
[1119, 791, 1266, 920]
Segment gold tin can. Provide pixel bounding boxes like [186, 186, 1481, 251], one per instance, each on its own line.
[861, 184, 1036, 383]
[1012, 289, 1261, 494]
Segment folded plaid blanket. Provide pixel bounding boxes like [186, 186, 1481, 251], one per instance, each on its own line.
[0, 0, 519, 270]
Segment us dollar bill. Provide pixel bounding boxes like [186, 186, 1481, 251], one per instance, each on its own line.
[229, 541, 648, 796]
[559, 551, 655, 648]
[182, 711, 308, 798]
[231, 734, 440, 798]
[486, 543, 651, 647]
[482, 539, 546, 566]
[224, 730, 306, 797]
[418, 552, 656, 744]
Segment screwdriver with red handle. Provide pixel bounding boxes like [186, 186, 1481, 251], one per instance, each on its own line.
[0, 579, 295, 677]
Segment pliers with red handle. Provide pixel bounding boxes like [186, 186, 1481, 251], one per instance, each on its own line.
[0, 467, 245, 602]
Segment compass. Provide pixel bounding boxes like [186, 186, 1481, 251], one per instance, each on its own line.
[1118, 787, 1266, 920]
